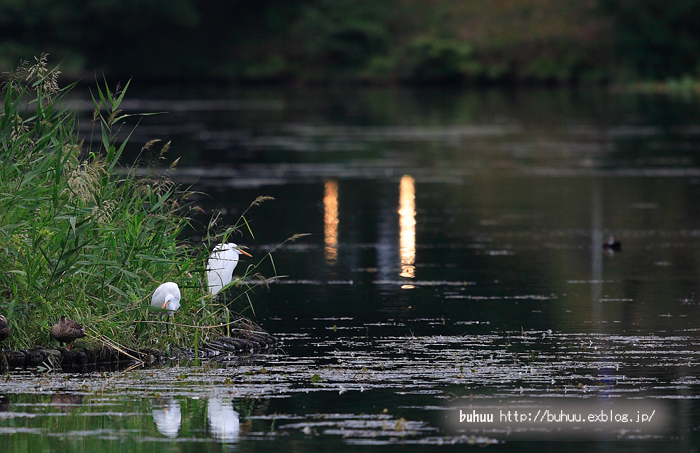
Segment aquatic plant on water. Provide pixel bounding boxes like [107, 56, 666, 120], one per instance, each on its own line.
[0, 55, 290, 352]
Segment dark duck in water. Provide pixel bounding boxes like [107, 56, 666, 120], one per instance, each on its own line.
[602, 236, 622, 252]
[0, 315, 9, 343]
[50, 316, 86, 350]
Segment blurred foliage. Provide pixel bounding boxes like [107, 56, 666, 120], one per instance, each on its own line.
[292, 0, 394, 78]
[0, 0, 699, 83]
[599, 0, 700, 79]
[399, 37, 482, 82]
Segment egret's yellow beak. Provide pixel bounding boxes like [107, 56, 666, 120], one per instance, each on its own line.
[239, 249, 252, 257]
[162, 301, 168, 309]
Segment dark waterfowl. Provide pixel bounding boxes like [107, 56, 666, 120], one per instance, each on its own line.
[51, 394, 84, 413]
[0, 394, 10, 412]
[603, 236, 622, 252]
[50, 316, 86, 350]
[0, 315, 9, 343]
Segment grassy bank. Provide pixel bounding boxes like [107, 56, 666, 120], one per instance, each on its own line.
[0, 56, 279, 352]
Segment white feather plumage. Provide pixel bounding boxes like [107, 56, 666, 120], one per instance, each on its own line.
[206, 243, 250, 296]
[151, 281, 181, 315]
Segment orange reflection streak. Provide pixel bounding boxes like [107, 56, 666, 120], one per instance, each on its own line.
[399, 175, 416, 283]
[324, 180, 339, 265]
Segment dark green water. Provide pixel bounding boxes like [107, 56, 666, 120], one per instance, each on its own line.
[4, 86, 700, 451]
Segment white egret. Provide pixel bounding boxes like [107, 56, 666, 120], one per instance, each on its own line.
[151, 282, 181, 313]
[206, 243, 252, 296]
[151, 282, 181, 334]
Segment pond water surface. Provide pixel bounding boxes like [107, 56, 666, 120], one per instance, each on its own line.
[4, 86, 700, 451]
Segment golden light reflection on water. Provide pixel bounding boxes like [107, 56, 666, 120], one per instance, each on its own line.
[399, 175, 416, 288]
[324, 180, 339, 265]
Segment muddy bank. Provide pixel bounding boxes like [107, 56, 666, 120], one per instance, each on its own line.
[0, 329, 277, 373]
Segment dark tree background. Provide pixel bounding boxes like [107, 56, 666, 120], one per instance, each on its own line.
[1, 0, 698, 83]
[599, 0, 700, 79]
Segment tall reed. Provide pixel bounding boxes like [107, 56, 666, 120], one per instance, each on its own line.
[0, 55, 285, 350]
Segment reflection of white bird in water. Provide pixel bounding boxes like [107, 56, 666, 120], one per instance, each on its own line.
[207, 397, 240, 442]
[152, 398, 182, 438]
[206, 243, 252, 296]
[151, 282, 181, 333]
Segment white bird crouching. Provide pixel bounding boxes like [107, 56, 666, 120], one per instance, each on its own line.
[151, 282, 181, 315]
[206, 243, 252, 296]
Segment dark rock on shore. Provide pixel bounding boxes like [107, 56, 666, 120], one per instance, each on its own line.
[0, 329, 277, 373]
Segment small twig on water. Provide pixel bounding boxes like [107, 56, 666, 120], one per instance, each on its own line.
[140, 320, 257, 330]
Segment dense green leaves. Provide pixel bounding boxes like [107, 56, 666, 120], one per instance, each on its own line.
[0, 58, 280, 350]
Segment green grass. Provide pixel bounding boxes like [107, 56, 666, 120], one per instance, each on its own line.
[0, 55, 293, 352]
